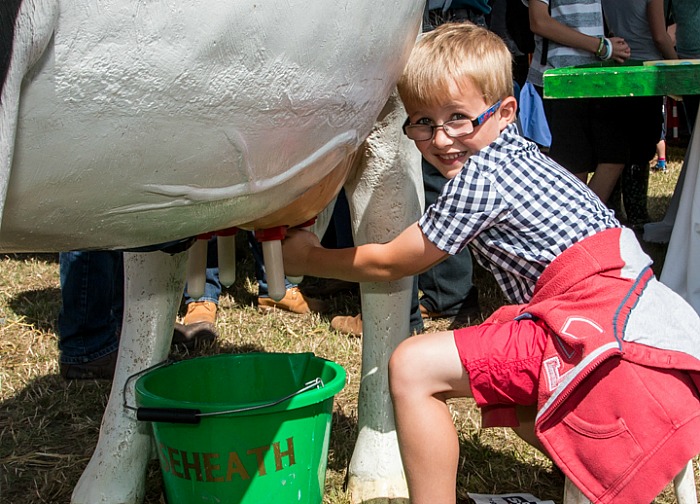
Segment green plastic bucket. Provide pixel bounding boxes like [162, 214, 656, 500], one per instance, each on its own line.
[133, 352, 346, 504]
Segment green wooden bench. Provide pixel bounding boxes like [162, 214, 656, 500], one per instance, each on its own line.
[543, 59, 700, 99]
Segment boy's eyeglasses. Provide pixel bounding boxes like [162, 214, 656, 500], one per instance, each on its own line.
[402, 100, 502, 141]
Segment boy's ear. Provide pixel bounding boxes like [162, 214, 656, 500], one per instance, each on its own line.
[498, 96, 518, 128]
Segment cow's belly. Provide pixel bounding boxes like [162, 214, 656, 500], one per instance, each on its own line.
[2, 104, 356, 251]
[2, 0, 422, 252]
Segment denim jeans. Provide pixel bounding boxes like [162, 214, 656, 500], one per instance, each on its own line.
[321, 189, 354, 249]
[57, 251, 123, 364]
[418, 159, 475, 317]
[183, 237, 222, 305]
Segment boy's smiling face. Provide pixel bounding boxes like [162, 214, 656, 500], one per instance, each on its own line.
[405, 80, 516, 179]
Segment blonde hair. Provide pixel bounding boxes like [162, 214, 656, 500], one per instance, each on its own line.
[398, 22, 513, 111]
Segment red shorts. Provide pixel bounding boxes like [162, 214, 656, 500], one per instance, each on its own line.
[454, 318, 549, 411]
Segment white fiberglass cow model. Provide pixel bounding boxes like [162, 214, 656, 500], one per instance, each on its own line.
[1, 1, 424, 502]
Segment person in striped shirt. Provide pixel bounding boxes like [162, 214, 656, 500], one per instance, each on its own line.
[527, 0, 631, 203]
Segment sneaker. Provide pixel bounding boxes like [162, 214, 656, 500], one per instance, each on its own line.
[172, 301, 218, 347]
[257, 286, 328, 314]
[652, 159, 667, 172]
[60, 351, 118, 381]
[330, 313, 363, 337]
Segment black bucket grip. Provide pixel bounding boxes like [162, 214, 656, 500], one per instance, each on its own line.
[137, 407, 202, 424]
[127, 362, 324, 425]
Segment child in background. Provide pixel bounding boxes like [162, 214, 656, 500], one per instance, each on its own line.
[282, 22, 700, 504]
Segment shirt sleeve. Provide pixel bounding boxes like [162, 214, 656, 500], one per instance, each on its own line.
[418, 166, 508, 255]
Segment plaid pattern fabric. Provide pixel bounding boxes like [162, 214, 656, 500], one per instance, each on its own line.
[419, 124, 620, 304]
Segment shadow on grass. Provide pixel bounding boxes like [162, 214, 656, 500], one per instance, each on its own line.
[456, 432, 564, 502]
[0, 373, 113, 504]
[7, 286, 62, 334]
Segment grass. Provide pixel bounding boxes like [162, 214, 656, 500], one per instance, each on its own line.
[0, 144, 697, 504]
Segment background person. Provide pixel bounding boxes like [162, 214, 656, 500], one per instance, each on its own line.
[57, 251, 122, 380]
[527, 0, 631, 203]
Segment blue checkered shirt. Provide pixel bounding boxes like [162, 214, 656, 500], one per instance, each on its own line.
[419, 124, 620, 304]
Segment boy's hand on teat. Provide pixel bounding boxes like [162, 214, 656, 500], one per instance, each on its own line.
[282, 228, 321, 277]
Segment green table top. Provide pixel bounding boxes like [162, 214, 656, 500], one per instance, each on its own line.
[543, 59, 700, 99]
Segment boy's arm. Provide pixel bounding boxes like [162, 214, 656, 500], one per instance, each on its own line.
[282, 222, 449, 283]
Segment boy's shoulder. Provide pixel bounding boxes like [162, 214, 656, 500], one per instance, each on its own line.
[476, 124, 541, 166]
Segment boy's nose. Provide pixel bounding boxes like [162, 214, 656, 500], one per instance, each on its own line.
[432, 127, 454, 146]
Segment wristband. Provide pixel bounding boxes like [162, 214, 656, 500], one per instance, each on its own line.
[597, 37, 613, 61]
[595, 37, 605, 58]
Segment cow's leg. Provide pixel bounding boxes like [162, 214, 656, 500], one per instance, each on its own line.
[72, 250, 186, 504]
[344, 92, 423, 503]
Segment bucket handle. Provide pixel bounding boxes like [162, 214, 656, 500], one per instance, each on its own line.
[123, 361, 325, 424]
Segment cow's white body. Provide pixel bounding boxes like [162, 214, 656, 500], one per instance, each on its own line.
[1, 1, 424, 502]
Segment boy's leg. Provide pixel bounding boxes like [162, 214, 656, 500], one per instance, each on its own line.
[389, 330, 473, 504]
[513, 404, 545, 453]
[389, 320, 547, 504]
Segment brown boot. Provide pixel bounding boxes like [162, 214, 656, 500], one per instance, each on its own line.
[172, 301, 218, 347]
[257, 286, 328, 314]
[330, 313, 363, 337]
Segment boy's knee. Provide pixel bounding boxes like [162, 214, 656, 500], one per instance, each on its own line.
[389, 337, 424, 395]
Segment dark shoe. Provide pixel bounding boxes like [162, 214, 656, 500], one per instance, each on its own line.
[420, 288, 480, 328]
[449, 288, 481, 329]
[60, 351, 117, 381]
[172, 301, 218, 347]
[258, 287, 329, 314]
[306, 278, 359, 297]
[172, 321, 218, 347]
[330, 313, 363, 337]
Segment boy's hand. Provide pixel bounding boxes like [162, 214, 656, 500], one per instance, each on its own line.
[282, 228, 321, 277]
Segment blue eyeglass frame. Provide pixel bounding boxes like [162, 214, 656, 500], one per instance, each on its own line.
[402, 99, 502, 140]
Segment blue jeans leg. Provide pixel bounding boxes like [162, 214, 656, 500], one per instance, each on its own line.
[57, 251, 123, 364]
[321, 189, 354, 249]
[410, 275, 424, 335]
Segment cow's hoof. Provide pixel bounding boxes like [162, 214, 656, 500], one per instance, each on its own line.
[347, 428, 409, 504]
[71, 422, 152, 504]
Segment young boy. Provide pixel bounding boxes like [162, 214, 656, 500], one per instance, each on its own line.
[282, 23, 700, 504]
